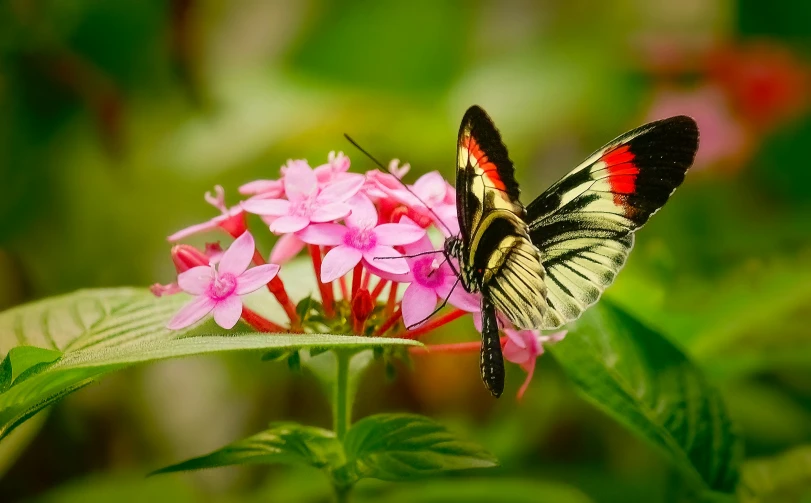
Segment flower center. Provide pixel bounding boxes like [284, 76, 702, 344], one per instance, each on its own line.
[209, 272, 237, 300]
[289, 197, 314, 218]
[412, 256, 445, 289]
[343, 227, 377, 251]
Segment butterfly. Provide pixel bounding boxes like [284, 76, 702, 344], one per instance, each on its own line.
[444, 105, 699, 397]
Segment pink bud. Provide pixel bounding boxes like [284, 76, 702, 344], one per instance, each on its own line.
[171, 245, 210, 273]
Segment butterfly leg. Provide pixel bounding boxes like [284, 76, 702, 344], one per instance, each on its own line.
[480, 297, 505, 397]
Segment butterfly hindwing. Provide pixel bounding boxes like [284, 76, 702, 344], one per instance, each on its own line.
[525, 116, 699, 328]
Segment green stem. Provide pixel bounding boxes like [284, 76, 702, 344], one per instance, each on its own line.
[333, 350, 352, 440]
[334, 485, 351, 503]
[332, 350, 354, 502]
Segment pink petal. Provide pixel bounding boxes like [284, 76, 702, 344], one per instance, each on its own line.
[238, 179, 284, 197]
[297, 223, 346, 246]
[236, 264, 280, 294]
[412, 171, 448, 204]
[310, 202, 351, 223]
[213, 295, 243, 329]
[167, 295, 216, 329]
[364, 246, 409, 275]
[218, 232, 255, 276]
[241, 198, 290, 216]
[516, 360, 536, 401]
[321, 246, 362, 283]
[167, 216, 222, 242]
[283, 162, 317, 200]
[270, 233, 306, 264]
[445, 282, 481, 313]
[402, 283, 439, 328]
[374, 222, 426, 246]
[433, 204, 460, 237]
[270, 215, 310, 234]
[346, 194, 378, 229]
[317, 173, 365, 203]
[177, 266, 214, 295]
[402, 231, 437, 257]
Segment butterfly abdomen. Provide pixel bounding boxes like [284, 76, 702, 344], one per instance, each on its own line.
[479, 298, 505, 397]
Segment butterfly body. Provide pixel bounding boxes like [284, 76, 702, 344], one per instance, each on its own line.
[449, 105, 699, 397]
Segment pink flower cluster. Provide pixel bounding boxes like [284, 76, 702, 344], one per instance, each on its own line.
[153, 152, 565, 399]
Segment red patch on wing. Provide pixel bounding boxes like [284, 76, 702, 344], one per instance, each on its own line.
[464, 135, 506, 191]
[600, 145, 640, 209]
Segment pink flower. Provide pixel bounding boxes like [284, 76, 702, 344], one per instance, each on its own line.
[374, 230, 480, 327]
[314, 151, 354, 185]
[150, 244, 223, 298]
[645, 85, 751, 171]
[269, 233, 306, 264]
[241, 160, 364, 234]
[168, 186, 246, 241]
[297, 195, 425, 282]
[167, 232, 280, 330]
[503, 329, 567, 400]
[365, 170, 459, 234]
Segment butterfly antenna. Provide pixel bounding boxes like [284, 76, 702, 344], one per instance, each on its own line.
[343, 134, 455, 237]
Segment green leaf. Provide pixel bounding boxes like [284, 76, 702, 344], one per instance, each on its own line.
[739, 445, 811, 503]
[549, 302, 742, 495]
[153, 423, 343, 475]
[371, 478, 594, 503]
[343, 413, 497, 481]
[0, 288, 420, 441]
[0, 346, 62, 392]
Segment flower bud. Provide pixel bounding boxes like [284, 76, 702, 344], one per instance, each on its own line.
[171, 244, 210, 273]
[351, 288, 374, 331]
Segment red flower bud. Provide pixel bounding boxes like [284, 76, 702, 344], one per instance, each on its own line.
[351, 288, 374, 334]
[171, 244, 210, 273]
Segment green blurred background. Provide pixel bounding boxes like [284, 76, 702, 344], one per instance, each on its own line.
[1, 1, 810, 502]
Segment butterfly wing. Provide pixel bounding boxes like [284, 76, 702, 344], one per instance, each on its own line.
[456, 105, 523, 246]
[525, 115, 699, 328]
[456, 106, 548, 330]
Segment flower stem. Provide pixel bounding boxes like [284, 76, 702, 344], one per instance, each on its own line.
[351, 264, 362, 300]
[385, 282, 398, 316]
[370, 279, 388, 302]
[241, 306, 285, 332]
[409, 336, 508, 355]
[333, 350, 352, 440]
[252, 250, 300, 328]
[374, 307, 402, 336]
[308, 245, 335, 317]
[395, 308, 467, 340]
[331, 350, 354, 503]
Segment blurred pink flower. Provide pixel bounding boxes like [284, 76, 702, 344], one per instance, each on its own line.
[241, 160, 364, 234]
[168, 186, 247, 241]
[646, 85, 750, 171]
[503, 329, 567, 400]
[297, 195, 425, 282]
[167, 232, 280, 330]
[707, 42, 809, 130]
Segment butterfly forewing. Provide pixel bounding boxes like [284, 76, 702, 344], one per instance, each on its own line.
[525, 116, 699, 328]
[452, 106, 549, 397]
